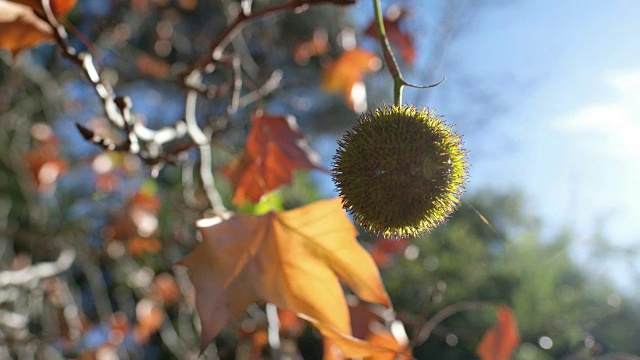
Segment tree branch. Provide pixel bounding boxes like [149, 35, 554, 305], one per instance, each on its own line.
[411, 302, 490, 348]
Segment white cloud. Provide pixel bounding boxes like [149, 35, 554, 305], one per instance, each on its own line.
[555, 69, 640, 156]
[608, 69, 640, 92]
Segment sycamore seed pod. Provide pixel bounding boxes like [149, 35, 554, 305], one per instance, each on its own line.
[332, 104, 468, 237]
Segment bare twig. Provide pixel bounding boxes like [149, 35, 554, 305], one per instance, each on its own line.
[265, 303, 281, 360]
[40, 0, 356, 212]
[183, 0, 356, 77]
[41, 0, 188, 165]
[410, 302, 490, 348]
[0, 249, 75, 288]
[238, 70, 284, 108]
[371, 0, 445, 104]
[183, 74, 226, 211]
[418, 280, 447, 320]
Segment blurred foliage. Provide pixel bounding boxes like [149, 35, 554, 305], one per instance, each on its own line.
[1, 0, 639, 359]
[376, 192, 640, 359]
[0, 0, 357, 357]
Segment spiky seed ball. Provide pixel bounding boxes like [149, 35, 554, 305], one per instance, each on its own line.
[332, 104, 468, 237]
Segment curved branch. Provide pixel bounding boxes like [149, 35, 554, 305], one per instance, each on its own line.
[411, 302, 491, 348]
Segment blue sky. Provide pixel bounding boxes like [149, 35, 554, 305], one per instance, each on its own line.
[322, 0, 640, 290]
[426, 0, 640, 289]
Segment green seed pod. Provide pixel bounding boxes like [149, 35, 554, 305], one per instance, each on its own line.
[332, 104, 468, 237]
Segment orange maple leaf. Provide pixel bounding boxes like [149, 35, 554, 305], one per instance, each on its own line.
[0, 1, 54, 58]
[476, 305, 521, 360]
[294, 28, 328, 65]
[9, 0, 77, 18]
[224, 113, 326, 205]
[321, 48, 381, 112]
[133, 298, 166, 344]
[177, 198, 392, 355]
[127, 236, 162, 257]
[136, 54, 171, 79]
[363, 331, 411, 360]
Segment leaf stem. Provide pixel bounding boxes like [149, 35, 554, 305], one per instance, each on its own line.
[372, 0, 404, 105]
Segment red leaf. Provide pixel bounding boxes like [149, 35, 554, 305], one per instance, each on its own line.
[23, 127, 67, 191]
[364, 6, 416, 64]
[224, 113, 326, 204]
[371, 237, 409, 267]
[477, 306, 521, 360]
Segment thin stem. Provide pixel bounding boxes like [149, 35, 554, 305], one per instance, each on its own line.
[266, 303, 282, 359]
[394, 80, 404, 106]
[372, 0, 445, 104]
[372, 0, 404, 105]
